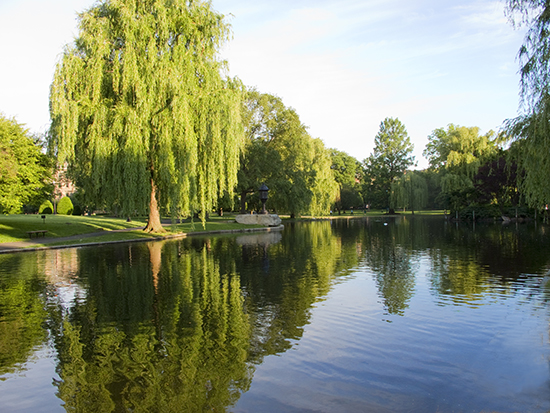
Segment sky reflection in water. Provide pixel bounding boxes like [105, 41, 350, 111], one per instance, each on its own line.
[1, 216, 549, 412]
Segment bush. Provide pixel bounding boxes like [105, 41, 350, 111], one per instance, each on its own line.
[38, 200, 53, 214]
[57, 197, 74, 215]
[459, 205, 501, 221]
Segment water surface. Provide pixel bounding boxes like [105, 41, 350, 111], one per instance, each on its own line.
[1, 217, 549, 412]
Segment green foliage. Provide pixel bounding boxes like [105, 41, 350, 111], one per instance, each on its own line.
[391, 171, 428, 213]
[330, 149, 363, 211]
[424, 124, 497, 176]
[56, 196, 74, 215]
[505, 108, 550, 207]
[330, 149, 361, 188]
[49, 0, 245, 230]
[423, 124, 498, 211]
[473, 153, 519, 214]
[505, 0, 550, 111]
[459, 205, 502, 220]
[363, 117, 415, 209]
[308, 139, 339, 216]
[0, 115, 53, 214]
[0, 254, 47, 376]
[238, 90, 337, 217]
[502, 2, 550, 207]
[39, 200, 53, 214]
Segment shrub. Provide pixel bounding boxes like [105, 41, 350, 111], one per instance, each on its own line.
[57, 197, 74, 215]
[38, 200, 53, 214]
[459, 205, 500, 221]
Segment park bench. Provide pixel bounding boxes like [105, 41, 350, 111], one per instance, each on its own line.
[26, 230, 48, 238]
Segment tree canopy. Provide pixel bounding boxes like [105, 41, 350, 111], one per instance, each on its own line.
[391, 171, 428, 214]
[237, 90, 337, 217]
[423, 124, 497, 211]
[330, 149, 363, 211]
[363, 117, 414, 211]
[473, 153, 519, 214]
[49, 0, 244, 231]
[0, 115, 52, 214]
[504, 1, 550, 207]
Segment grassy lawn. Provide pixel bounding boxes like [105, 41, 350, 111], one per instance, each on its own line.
[0, 214, 148, 243]
[44, 221, 265, 247]
[0, 214, 264, 245]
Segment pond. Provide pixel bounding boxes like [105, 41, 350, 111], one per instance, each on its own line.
[1, 216, 550, 412]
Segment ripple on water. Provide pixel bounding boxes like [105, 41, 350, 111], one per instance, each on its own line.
[236, 269, 550, 413]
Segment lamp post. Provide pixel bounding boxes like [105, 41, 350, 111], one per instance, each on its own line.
[259, 183, 269, 214]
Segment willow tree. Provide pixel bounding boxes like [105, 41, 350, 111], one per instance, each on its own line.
[504, 1, 550, 207]
[391, 171, 428, 214]
[49, 0, 244, 232]
[423, 124, 497, 211]
[308, 138, 339, 216]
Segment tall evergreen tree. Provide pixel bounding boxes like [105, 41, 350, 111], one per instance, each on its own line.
[49, 0, 244, 232]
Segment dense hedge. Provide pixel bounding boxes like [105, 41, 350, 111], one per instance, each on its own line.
[57, 197, 74, 215]
[38, 200, 53, 214]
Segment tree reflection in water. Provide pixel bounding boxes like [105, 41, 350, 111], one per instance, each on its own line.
[51, 241, 251, 412]
[0, 253, 48, 377]
[1, 217, 550, 412]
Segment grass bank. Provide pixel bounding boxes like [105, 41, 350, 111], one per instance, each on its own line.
[0, 214, 262, 246]
[0, 214, 147, 243]
[0, 211, 444, 249]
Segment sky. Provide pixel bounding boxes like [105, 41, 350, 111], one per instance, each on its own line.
[0, 0, 527, 169]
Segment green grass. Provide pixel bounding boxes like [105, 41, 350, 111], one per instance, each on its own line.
[42, 221, 265, 247]
[0, 214, 148, 243]
[0, 214, 264, 245]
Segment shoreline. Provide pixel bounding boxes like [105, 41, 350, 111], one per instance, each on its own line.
[0, 224, 285, 255]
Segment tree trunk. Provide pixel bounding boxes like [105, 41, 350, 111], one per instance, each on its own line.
[144, 178, 165, 233]
[148, 242, 163, 292]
